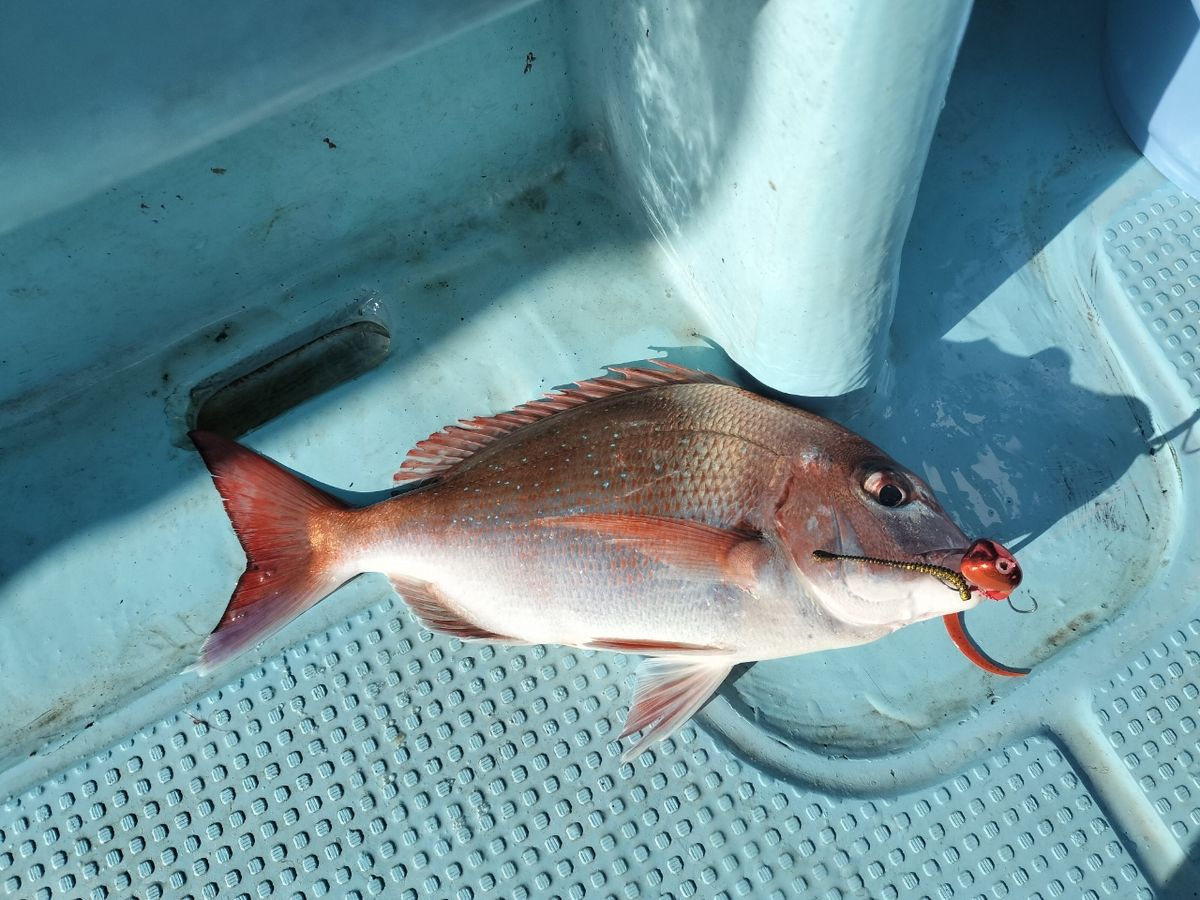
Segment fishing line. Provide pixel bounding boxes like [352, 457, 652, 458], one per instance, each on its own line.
[811, 549, 972, 601]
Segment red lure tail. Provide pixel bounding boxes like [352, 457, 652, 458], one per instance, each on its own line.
[189, 431, 353, 674]
[943, 612, 1029, 677]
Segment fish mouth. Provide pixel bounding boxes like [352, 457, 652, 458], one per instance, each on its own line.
[847, 542, 1029, 678]
[917, 548, 980, 595]
[812, 541, 1030, 676]
[814, 541, 1028, 677]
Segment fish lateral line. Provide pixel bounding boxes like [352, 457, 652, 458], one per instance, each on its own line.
[811, 548, 972, 601]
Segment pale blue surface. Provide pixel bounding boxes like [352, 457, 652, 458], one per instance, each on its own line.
[3, 1, 1200, 899]
[0, 0, 536, 233]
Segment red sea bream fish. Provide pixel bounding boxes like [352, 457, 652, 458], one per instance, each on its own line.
[190, 363, 1024, 759]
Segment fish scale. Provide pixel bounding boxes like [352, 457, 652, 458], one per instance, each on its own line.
[367, 386, 792, 648]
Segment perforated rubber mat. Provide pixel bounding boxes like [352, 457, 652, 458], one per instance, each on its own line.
[0, 593, 1152, 900]
[1104, 189, 1200, 399]
[1094, 617, 1200, 859]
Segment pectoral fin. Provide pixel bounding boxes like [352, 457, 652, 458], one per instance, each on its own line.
[534, 513, 770, 585]
[621, 657, 732, 761]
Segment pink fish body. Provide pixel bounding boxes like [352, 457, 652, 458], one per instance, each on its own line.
[191, 363, 1022, 759]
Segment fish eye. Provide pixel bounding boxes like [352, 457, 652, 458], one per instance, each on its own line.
[862, 469, 912, 508]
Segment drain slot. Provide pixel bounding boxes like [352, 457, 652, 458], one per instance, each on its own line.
[190, 320, 390, 439]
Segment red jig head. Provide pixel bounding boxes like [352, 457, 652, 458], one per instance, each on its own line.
[944, 537, 1029, 678]
[960, 538, 1022, 600]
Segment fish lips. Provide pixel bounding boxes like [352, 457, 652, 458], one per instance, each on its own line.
[922, 538, 1022, 600]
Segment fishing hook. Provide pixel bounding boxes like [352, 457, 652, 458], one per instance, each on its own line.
[1007, 593, 1038, 614]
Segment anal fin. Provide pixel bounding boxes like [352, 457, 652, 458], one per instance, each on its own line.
[389, 576, 520, 643]
[621, 657, 732, 762]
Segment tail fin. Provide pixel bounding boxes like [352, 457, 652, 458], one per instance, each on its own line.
[189, 431, 352, 674]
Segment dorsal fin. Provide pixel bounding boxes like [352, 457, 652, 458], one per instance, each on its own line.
[394, 361, 728, 484]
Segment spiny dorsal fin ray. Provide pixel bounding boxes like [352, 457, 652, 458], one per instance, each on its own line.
[394, 361, 729, 484]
